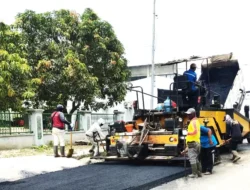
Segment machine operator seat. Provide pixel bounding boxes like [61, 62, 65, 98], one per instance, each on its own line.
[173, 75, 192, 93]
[172, 75, 193, 109]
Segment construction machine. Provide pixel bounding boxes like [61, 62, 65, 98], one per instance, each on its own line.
[92, 53, 250, 162]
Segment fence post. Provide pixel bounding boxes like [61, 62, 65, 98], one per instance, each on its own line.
[28, 109, 44, 146]
[8, 111, 11, 135]
[79, 111, 91, 132]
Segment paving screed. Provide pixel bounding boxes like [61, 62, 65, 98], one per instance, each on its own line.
[0, 161, 190, 190]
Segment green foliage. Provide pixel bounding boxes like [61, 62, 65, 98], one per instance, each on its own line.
[1, 8, 130, 112]
[31, 145, 51, 151]
[0, 23, 38, 111]
[47, 140, 53, 147]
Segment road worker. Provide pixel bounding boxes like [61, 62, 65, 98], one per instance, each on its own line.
[200, 125, 218, 175]
[223, 114, 243, 162]
[86, 118, 106, 157]
[181, 108, 202, 178]
[183, 63, 199, 108]
[51, 104, 72, 157]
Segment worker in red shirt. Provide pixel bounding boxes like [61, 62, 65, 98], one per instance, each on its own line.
[51, 104, 72, 157]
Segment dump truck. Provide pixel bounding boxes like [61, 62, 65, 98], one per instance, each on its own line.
[92, 53, 250, 162]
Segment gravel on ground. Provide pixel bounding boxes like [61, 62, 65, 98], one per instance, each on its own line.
[0, 144, 97, 182]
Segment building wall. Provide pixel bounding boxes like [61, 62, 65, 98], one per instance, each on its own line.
[0, 134, 34, 150]
[129, 64, 176, 80]
[128, 60, 203, 81]
[0, 131, 87, 150]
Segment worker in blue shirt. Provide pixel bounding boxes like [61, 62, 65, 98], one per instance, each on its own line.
[200, 126, 218, 175]
[183, 63, 197, 90]
[183, 63, 199, 108]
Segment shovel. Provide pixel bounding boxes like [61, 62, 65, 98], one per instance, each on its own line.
[67, 130, 74, 158]
[67, 111, 79, 158]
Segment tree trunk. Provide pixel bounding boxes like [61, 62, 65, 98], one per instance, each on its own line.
[70, 101, 81, 114]
[63, 100, 68, 113]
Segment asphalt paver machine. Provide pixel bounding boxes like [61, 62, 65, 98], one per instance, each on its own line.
[92, 53, 250, 163]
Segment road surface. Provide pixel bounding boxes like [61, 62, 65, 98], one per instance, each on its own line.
[0, 161, 190, 190]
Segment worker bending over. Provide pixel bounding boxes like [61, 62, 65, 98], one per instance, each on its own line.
[86, 118, 106, 157]
[51, 104, 72, 157]
[223, 114, 242, 162]
[200, 125, 218, 175]
[181, 108, 202, 178]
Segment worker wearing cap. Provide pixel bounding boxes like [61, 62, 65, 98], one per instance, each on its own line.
[223, 114, 243, 162]
[86, 118, 106, 157]
[183, 63, 199, 108]
[181, 108, 202, 178]
[51, 104, 72, 157]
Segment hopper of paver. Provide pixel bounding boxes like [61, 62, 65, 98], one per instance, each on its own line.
[199, 53, 246, 111]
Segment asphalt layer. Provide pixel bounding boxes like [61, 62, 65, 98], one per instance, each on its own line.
[0, 161, 190, 190]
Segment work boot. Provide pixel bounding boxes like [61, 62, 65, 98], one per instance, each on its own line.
[54, 146, 60, 158]
[196, 162, 202, 177]
[89, 145, 95, 153]
[189, 164, 198, 178]
[204, 171, 212, 175]
[230, 155, 236, 160]
[93, 151, 100, 157]
[60, 146, 65, 157]
[232, 151, 241, 163]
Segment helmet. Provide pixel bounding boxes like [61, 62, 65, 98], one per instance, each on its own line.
[56, 104, 64, 111]
[97, 118, 105, 126]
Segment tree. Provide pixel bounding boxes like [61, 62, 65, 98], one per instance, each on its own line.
[15, 9, 130, 113]
[79, 9, 130, 110]
[0, 22, 39, 111]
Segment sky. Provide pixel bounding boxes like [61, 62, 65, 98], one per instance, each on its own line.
[1, 0, 250, 67]
[1, 0, 250, 109]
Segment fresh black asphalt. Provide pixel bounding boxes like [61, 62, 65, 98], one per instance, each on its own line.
[0, 161, 190, 190]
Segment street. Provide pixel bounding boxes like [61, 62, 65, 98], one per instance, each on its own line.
[0, 161, 187, 190]
[0, 141, 250, 190]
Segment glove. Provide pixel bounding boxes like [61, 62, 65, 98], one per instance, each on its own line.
[68, 124, 72, 131]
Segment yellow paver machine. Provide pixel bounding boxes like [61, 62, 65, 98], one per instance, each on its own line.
[93, 53, 250, 162]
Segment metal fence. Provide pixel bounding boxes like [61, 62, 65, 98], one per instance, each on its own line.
[0, 111, 31, 135]
[43, 112, 81, 134]
[91, 113, 117, 133]
[0, 111, 118, 135]
[91, 113, 116, 125]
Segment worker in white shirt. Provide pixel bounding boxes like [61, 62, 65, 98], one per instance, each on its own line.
[86, 118, 106, 156]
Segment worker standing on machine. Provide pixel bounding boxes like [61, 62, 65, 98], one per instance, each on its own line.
[200, 126, 218, 175]
[86, 118, 106, 157]
[181, 108, 202, 178]
[183, 63, 199, 108]
[223, 114, 242, 163]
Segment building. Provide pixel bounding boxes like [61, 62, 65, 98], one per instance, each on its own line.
[128, 59, 203, 81]
[128, 63, 175, 81]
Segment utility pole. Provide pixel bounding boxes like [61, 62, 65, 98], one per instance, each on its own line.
[150, 0, 156, 109]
